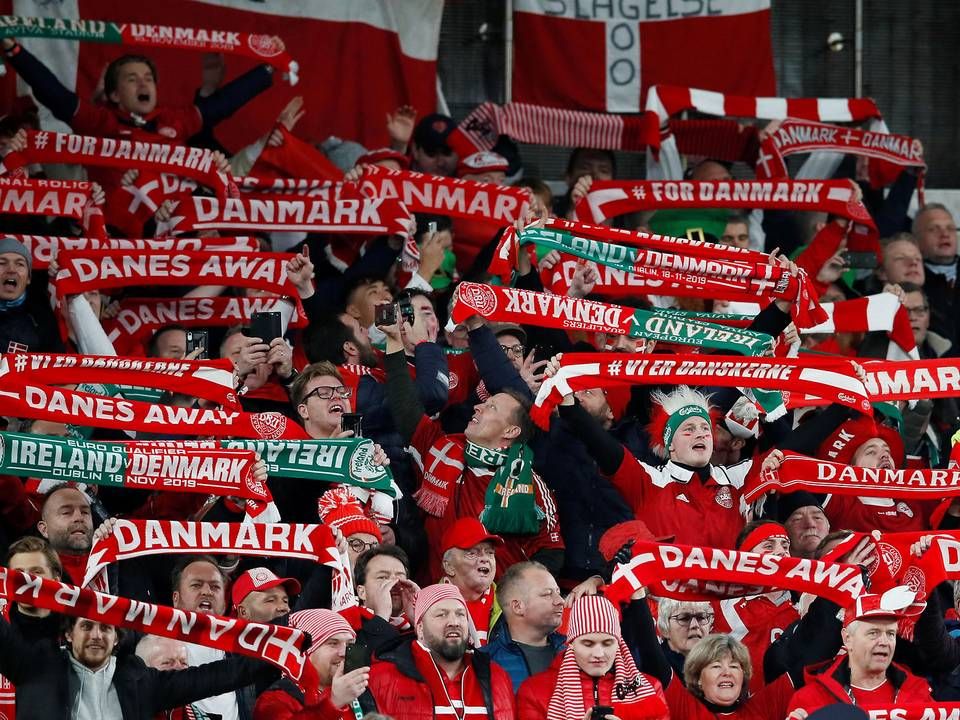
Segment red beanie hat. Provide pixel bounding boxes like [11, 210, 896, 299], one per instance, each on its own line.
[317, 486, 382, 540]
[818, 415, 905, 467]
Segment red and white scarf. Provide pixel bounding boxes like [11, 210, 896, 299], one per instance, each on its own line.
[0, 382, 308, 439]
[156, 195, 412, 237]
[532, 352, 870, 428]
[2, 233, 258, 270]
[0, 567, 313, 689]
[104, 296, 305, 355]
[410, 641, 490, 719]
[0, 176, 105, 237]
[606, 540, 866, 608]
[358, 165, 530, 226]
[450, 101, 658, 155]
[743, 451, 960, 503]
[0, 352, 239, 408]
[1, 130, 235, 197]
[645, 85, 883, 128]
[83, 519, 347, 604]
[755, 119, 925, 189]
[575, 179, 878, 250]
[238, 177, 341, 199]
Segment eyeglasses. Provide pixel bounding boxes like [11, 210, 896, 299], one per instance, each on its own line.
[499, 344, 525, 358]
[303, 385, 353, 401]
[670, 612, 714, 627]
[347, 538, 379, 554]
[905, 305, 929, 317]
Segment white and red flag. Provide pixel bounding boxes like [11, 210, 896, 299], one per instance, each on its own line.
[512, 0, 775, 113]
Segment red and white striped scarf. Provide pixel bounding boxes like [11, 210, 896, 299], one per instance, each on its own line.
[532, 353, 870, 429]
[645, 84, 883, 128]
[450, 101, 658, 155]
[410, 641, 490, 719]
[804, 293, 918, 360]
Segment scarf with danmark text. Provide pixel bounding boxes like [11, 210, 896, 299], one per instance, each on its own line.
[0, 176, 105, 237]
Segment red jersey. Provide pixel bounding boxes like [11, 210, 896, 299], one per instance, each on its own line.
[606, 454, 753, 548]
[823, 495, 934, 533]
[664, 671, 794, 720]
[711, 592, 799, 695]
[408, 416, 563, 580]
[445, 348, 481, 408]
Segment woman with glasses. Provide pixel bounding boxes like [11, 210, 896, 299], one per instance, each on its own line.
[517, 595, 669, 720]
[656, 598, 715, 680]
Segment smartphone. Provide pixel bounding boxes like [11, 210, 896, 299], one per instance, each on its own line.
[591, 706, 614, 720]
[185, 329, 208, 360]
[341, 413, 363, 438]
[249, 311, 282, 343]
[342, 641, 370, 673]
[427, 220, 438, 235]
[374, 302, 397, 327]
[841, 251, 878, 270]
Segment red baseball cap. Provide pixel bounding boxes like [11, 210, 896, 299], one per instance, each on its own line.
[441, 518, 504, 554]
[231, 567, 301, 608]
[843, 586, 925, 627]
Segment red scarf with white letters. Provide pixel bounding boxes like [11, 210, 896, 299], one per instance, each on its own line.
[0, 176, 105, 237]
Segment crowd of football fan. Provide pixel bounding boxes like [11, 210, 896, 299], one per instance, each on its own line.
[1, 29, 960, 720]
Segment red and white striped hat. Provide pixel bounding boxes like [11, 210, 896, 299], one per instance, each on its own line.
[843, 586, 926, 628]
[567, 594, 621, 641]
[413, 583, 467, 627]
[289, 609, 355, 655]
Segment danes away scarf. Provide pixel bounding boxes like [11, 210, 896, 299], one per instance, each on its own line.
[742, 451, 960, 503]
[104, 296, 306, 355]
[1, 130, 235, 197]
[0, 16, 299, 83]
[0, 432, 267, 502]
[755, 118, 926, 190]
[450, 282, 775, 356]
[532, 352, 870, 429]
[156, 194, 412, 238]
[576, 179, 878, 250]
[0, 567, 313, 689]
[53, 250, 304, 314]
[359, 164, 530, 227]
[0, 353, 239, 408]
[0, 176, 105, 237]
[0, 382, 308, 438]
[606, 540, 865, 607]
[2, 233, 258, 270]
[493, 219, 827, 327]
[83, 519, 339, 590]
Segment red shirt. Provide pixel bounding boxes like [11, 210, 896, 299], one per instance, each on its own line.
[823, 495, 934, 533]
[606, 454, 753, 548]
[409, 416, 563, 580]
[711, 592, 799, 695]
[850, 680, 895, 706]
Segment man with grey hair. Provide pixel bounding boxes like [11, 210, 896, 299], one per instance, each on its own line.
[656, 598, 715, 679]
[483, 561, 565, 692]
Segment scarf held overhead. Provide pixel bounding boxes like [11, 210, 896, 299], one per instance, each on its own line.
[0, 176, 104, 236]
[532, 352, 869, 428]
[0, 568, 312, 688]
[359, 164, 531, 226]
[606, 540, 865, 606]
[0, 353, 239, 408]
[156, 195, 412, 237]
[450, 282, 774, 356]
[0, 16, 299, 83]
[0, 130, 234, 196]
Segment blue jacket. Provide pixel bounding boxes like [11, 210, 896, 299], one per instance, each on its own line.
[482, 620, 565, 694]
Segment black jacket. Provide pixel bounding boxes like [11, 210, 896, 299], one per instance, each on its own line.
[0, 614, 278, 720]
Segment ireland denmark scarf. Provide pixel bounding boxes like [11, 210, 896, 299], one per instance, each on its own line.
[450, 282, 774, 356]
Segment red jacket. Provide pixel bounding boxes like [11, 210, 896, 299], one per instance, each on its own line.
[254, 680, 352, 720]
[663, 671, 794, 720]
[365, 638, 514, 720]
[787, 655, 933, 715]
[516, 654, 669, 720]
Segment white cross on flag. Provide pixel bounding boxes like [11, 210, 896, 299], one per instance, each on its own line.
[512, 0, 775, 113]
